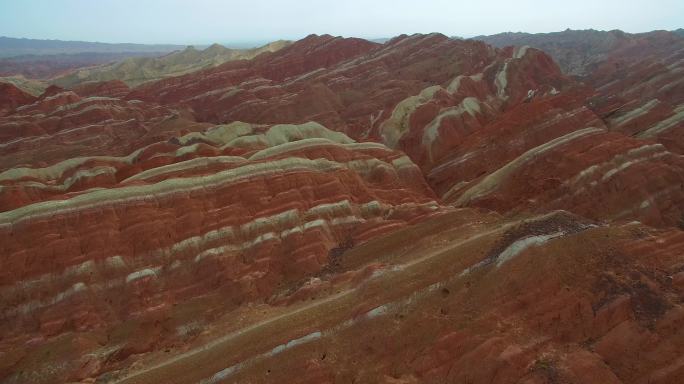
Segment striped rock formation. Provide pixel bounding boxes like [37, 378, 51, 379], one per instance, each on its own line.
[422, 87, 684, 227]
[0, 90, 209, 172]
[51, 41, 292, 88]
[0, 110, 441, 382]
[41, 211, 684, 384]
[587, 32, 684, 155]
[127, 33, 496, 139]
[127, 33, 684, 227]
[0, 82, 36, 117]
[477, 30, 684, 155]
[0, 32, 683, 384]
[71, 80, 131, 99]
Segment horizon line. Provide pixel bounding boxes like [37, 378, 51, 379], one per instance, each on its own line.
[2, 26, 683, 47]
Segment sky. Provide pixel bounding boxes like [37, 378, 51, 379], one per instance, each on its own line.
[0, 0, 683, 45]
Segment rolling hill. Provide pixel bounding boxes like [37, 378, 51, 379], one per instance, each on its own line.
[52, 40, 292, 87]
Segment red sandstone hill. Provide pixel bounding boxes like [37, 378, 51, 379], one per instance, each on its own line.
[0, 33, 683, 384]
[474, 29, 683, 76]
[126, 32, 684, 227]
[475, 29, 684, 154]
[70, 79, 131, 98]
[0, 82, 36, 116]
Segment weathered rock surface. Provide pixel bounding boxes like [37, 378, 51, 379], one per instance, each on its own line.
[0, 82, 36, 116]
[49, 211, 684, 384]
[71, 80, 131, 98]
[474, 29, 683, 76]
[1, 32, 684, 384]
[0, 101, 441, 382]
[0, 90, 203, 173]
[127, 33, 491, 138]
[0, 75, 47, 96]
[475, 29, 684, 155]
[126, 33, 684, 226]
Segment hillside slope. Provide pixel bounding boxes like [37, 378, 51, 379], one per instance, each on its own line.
[52, 41, 291, 87]
[473, 29, 683, 76]
[0, 51, 176, 79]
[0, 32, 683, 384]
[129, 33, 684, 227]
[473, 29, 684, 154]
[0, 75, 47, 96]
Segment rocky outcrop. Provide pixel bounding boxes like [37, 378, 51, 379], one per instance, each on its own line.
[361, 33, 684, 227]
[586, 33, 684, 155]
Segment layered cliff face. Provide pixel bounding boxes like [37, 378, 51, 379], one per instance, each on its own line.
[1, 32, 684, 384]
[475, 29, 681, 76]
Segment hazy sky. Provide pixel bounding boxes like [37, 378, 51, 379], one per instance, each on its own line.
[1, 0, 683, 45]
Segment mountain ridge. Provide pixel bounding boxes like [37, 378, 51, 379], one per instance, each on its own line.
[472, 28, 684, 76]
[0, 35, 185, 58]
[52, 40, 292, 87]
[1, 31, 684, 384]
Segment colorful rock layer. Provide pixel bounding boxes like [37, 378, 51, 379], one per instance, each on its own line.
[1, 32, 683, 384]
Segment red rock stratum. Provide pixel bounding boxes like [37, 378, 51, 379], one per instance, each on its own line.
[0, 32, 683, 384]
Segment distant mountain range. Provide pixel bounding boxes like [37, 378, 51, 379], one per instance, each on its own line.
[0, 37, 295, 82]
[0, 36, 191, 79]
[0, 51, 180, 79]
[0, 36, 184, 58]
[52, 40, 292, 87]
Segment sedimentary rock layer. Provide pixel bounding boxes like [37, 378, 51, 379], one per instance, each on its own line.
[0, 114, 442, 382]
[40, 210, 684, 384]
[52, 41, 292, 88]
[1, 32, 684, 384]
